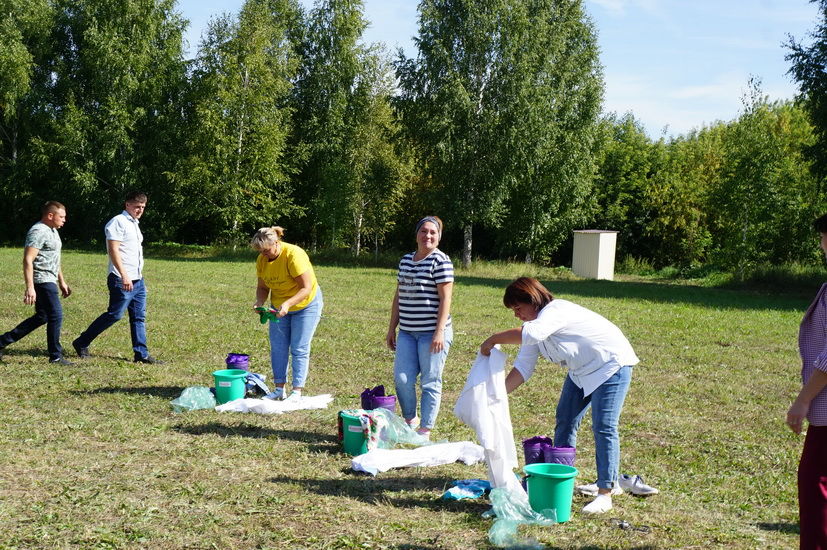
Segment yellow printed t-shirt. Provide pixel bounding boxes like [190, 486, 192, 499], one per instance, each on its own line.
[256, 242, 318, 311]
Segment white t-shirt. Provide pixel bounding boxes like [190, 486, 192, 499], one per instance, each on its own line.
[105, 210, 144, 280]
[513, 299, 639, 396]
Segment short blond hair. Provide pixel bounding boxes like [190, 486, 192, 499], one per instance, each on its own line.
[250, 226, 285, 251]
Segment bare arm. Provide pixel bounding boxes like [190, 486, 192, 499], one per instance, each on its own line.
[22, 246, 39, 305]
[254, 277, 271, 309]
[107, 240, 132, 291]
[480, 327, 524, 356]
[57, 265, 71, 298]
[430, 281, 453, 353]
[274, 271, 314, 316]
[787, 369, 827, 434]
[386, 285, 400, 351]
[505, 368, 526, 394]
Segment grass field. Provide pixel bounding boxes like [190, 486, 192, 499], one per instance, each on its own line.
[0, 246, 815, 549]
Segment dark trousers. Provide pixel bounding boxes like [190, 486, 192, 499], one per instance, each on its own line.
[0, 282, 63, 361]
[799, 424, 827, 550]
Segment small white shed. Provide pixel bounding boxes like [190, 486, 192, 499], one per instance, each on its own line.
[572, 230, 618, 280]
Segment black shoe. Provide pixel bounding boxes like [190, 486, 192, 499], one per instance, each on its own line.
[50, 357, 74, 366]
[134, 354, 164, 364]
[72, 339, 90, 358]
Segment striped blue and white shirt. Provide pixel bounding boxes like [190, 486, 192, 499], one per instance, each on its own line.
[397, 249, 454, 332]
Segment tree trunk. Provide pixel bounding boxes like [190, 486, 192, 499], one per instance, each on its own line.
[462, 224, 472, 268]
[352, 210, 363, 256]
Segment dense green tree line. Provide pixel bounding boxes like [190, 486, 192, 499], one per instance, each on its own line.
[1, 0, 826, 271]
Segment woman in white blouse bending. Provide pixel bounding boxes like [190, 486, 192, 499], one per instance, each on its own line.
[480, 277, 639, 515]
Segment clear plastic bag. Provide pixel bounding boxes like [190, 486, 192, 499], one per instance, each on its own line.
[339, 408, 431, 450]
[487, 486, 556, 549]
[171, 386, 217, 412]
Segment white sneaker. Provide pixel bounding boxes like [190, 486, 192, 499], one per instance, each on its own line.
[405, 416, 420, 429]
[284, 390, 302, 402]
[576, 482, 623, 497]
[582, 494, 613, 514]
[264, 389, 285, 400]
[618, 474, 659, 496]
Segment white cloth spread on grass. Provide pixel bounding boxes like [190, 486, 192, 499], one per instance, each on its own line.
[215, 394, 333, 414]
[351, 441, 485, 476]
[454, 347, 522, 491]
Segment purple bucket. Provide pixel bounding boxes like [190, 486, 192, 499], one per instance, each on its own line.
[226, 352, 250, 371]
[522, 436, 553, 465]
[360, 388, 374, 410]
[544, 446, 576, 466]
[372, 394, 396, 412]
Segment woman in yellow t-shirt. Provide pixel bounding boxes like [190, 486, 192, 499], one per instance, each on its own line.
[251, 226, 323, 401]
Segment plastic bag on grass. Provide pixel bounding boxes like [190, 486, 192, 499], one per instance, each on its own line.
[171, 386, 217, 412]
[339, 408, 431, 450]
[443, 479, 491, 500]
[488, 486, 555, 549]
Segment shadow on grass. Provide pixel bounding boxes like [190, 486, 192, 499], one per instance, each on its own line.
[77, 385, 182, 399]
[269, 472, 491, 514]
[0, 347, 50, 360]
[756, 521, 799, 535]
[456, 275, 813, 313]
[173, 422, 339, 445]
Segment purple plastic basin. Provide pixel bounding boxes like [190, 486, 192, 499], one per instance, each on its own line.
[544, 446, 576, 466]
[226, 352, 250, 371]
[523, 436, 554, 465]
[372, 394, 396, 412]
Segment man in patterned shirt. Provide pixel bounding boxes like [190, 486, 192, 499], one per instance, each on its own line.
[0, 201, 73, 365]
[787, 212, 827, 550]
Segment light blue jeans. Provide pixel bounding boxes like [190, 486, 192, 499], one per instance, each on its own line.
[393, 326, 453, 429]
[268, 288, 323, 389]
[554, 365, 632, 490]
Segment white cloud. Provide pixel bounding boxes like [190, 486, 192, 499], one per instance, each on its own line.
[669, 73, 747, 101]
[588, 0, 664, 17]
[589, 0, 628, 15]
[602, 72, 744, 137]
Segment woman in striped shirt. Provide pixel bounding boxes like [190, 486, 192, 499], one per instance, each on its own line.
[386, 216, 454, 438]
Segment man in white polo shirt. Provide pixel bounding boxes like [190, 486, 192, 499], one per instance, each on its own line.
[72, 191, 162, 363]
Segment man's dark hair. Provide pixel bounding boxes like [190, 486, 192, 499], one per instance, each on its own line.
[41, 201, 65, 215]
[125, 191, 148, 203]
[814, 213, 827, 233]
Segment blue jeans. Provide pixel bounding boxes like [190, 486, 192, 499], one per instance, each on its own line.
[393, 326, 453, 429]
[554, 365, 632, 490]
[76, 274, 148, 357]
[269, 288, 323, 389]
[0, 282, 64, 361]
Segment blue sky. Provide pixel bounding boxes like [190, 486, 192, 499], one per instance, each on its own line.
[176, 0, 821, 138]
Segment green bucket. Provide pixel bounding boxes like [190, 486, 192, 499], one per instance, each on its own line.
[523, 463, 579, 523]
[339, 412, 368, 456]
[212, 369, 248, 404]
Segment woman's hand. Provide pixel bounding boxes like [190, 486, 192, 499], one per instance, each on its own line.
[787, 399, 809, 434]
[480, 336, 497, 356]
[386, 328, 397, 351]
[430, 331, 445, 354]
[276, 303, 289, 318]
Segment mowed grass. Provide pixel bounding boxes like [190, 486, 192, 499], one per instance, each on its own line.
[0, 247, 813, 549]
